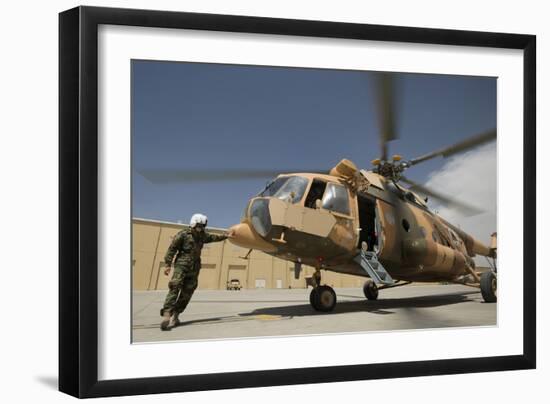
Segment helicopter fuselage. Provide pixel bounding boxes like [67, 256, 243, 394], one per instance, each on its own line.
[228, 163, 494, 284]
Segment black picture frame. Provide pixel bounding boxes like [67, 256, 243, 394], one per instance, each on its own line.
[59, 5, 536, 398]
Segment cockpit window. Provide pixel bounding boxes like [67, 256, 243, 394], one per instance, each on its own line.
[259, 176, 309, 204]
[321, 183, 350, 215]
[305, 179, 327, 208]
[259, 177, 288, 198]
[275, 176, 309, 203]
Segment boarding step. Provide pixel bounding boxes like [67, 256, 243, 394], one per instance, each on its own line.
[354, 250, 395, 285]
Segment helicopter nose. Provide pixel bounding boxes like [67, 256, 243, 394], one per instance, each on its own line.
[228, 223, 276, 253]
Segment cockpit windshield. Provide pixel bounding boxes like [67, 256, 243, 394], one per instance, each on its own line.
[259, 177, 287, 198]
[259, 176, 309, 204]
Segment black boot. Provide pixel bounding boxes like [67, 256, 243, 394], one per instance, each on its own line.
[160, 309, 172, 331]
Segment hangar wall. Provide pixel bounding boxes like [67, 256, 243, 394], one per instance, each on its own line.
[132, 218, 366, 291]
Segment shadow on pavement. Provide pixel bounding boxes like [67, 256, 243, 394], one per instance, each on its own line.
[243, 290, 480, 317]
[132, 290, 482, 330]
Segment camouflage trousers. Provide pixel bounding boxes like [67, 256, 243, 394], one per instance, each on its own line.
[162, 261, 200, 315]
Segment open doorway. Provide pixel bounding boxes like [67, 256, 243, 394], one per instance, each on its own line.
[357, 195, 377, 251]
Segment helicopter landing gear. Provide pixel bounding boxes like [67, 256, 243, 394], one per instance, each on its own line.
[309, 266, 337, 312]
[363, 279, 379, 300]
[310, 285, 337, 312]
[480, 271, 497, 303]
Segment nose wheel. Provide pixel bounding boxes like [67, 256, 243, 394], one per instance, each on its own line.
[363, 279, 379, 300]
[310, 285, 337, 312]
[480, 271, 497, 303]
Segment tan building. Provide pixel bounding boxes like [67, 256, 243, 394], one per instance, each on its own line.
[132, 217, 367, 291]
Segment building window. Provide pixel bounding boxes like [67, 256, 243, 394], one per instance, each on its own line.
[201, 263, 216, 269]
[228, 264, 247, 270]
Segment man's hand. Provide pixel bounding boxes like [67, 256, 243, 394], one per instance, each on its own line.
[226, 229, 236, 239]
[163, 265, 171, 276]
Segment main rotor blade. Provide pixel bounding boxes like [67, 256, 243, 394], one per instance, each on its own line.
[374, 73, 398, 161]
[400, 176, 483, 216]
[410, 128, 496, 166]
[136, 168, 326, 184]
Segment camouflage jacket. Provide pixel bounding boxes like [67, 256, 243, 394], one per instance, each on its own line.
[164, 228, 227, 266]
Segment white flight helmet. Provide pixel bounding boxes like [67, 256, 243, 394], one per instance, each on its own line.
[190, 213, 208, 228]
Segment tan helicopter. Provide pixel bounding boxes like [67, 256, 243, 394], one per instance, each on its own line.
[227, 152, 497, 312]
[140, 73, 498, 312]
[225, 73, 497, 312]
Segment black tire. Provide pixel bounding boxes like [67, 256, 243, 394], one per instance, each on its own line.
[363, 280, 379, 300]
[309, 288, 318, 309]
[480, 271, 497, 303]
[312, 285, 337, 312]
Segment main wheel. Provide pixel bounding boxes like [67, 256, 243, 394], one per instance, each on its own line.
[363, 279, 379, 300]
[480, 271, 497, 303]
[309, 288, 317, 307]
[310, 286, 337, 312]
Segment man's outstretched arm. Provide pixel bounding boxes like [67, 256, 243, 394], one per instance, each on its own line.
[204, 229, 235, 243]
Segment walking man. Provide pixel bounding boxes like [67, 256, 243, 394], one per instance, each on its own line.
[160, 213, 233, 331]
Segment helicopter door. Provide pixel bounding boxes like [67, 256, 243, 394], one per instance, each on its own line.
[357, 195, 377, 251]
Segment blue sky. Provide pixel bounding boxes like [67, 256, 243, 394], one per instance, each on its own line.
[132, 60, 496, 229]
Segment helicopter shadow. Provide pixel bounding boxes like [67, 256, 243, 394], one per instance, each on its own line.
[133, 290, 482, 330]
[241, 290, 480, 318]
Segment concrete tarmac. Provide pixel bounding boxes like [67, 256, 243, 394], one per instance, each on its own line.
[132, 284, 496, 343]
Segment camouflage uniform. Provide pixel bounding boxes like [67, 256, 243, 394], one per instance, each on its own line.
[161, 228, 227, 317]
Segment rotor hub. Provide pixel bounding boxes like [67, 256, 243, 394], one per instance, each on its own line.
[372, 159, 411, 182]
